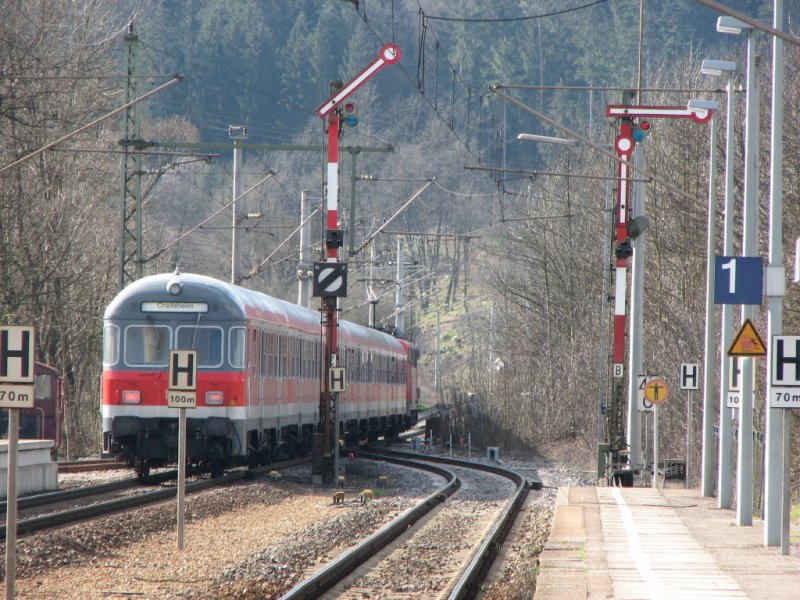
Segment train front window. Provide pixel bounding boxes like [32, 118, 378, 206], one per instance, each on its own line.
[103, 324, 119, 366]
[176, 326, 223, 367]
[125, 325, 170, 367]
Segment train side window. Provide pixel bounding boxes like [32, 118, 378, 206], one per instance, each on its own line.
[34, 373, 53, 400]
[229, 327, 246, 369]
[291, 337, 298, 378]
[125, 325, 171, 367]
[176, 326, 223, 368]
[261, 330, 268, 378]
[103, 324, 120, 367]
[279, 335, 286, 379]
[269, 332, 276, 377]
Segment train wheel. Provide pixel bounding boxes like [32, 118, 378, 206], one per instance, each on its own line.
[135, 460, 150, 481]
[247, 452, 259, 470]
[210, 457, 224, 478]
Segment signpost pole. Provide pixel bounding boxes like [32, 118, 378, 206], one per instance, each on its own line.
[177, 407, 186, 550]
[653, 404, 659, 489]
[178, 408, 186, 550]
[168, 349, 197, 550]
[687, 390, 692, 489]
[0, 325, 36, 599]
[5, 408, 19, 599]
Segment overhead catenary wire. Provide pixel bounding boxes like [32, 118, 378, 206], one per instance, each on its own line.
[0, 75, 182, 176]
[244, 207, 321, 280]
[354, 178, 436, 255]
[145, 171, 277, 262]
[423, 0, 610, 22]
[489, 85, 702, 203]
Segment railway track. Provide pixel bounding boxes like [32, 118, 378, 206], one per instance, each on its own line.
[282, 448, 538, 599]
[57, 458, 125, 473]
[0, 459, 308, 539]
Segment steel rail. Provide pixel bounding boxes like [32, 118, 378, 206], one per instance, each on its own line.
[280, 453, 460, 599]
[282, 449, 542, 599]
[371, 449, 536, 600]
[0, 471, 175, 514]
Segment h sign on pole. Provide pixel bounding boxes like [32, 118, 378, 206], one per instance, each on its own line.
[168, 350, 197, 408]
[0, 326, 35, 408]
[770, 336, 800, 408]
[728, 357, 742, 409]
[680, 363, 700, 390]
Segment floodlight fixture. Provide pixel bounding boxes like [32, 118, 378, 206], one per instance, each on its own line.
[687, 100, 720, 111]
[700, 59, 737, 76]
[717, 16, 753, 34]
[516, 133, 580, 146]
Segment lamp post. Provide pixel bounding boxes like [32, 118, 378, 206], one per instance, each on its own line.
[764, 0, 787, 552]
[699, 59, 737, 506]
[229, 125, 248, 285]
[717, 15, 757, 527]
[688, 98, 720, 498]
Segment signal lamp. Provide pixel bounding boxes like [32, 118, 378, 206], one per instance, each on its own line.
[631, 120, 650, 142]
[342, 100, 358, 127]
[615, 239, 634, 259]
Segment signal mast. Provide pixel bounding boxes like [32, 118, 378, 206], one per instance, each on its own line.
[313, 44, 401, 483]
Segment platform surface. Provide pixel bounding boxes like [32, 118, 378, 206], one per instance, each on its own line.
[534, 486, 800, 600]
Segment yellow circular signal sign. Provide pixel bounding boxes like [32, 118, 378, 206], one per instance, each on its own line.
[644, 378, 670, 405]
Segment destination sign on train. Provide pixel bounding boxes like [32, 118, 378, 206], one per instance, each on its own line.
[141, 302, 209, 313]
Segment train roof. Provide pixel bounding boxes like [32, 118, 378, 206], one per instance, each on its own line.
[105, 272, 407, 354]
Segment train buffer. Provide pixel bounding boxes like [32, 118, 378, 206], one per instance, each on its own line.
[533, 486, 800, 599]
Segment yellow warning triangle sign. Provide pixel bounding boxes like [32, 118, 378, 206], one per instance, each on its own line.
[728, 318, 767, 357]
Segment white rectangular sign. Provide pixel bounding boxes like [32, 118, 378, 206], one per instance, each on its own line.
[0, 384, 35, 409]
[727, 356, 741, 409]
[0, 326, 34, 384]
[680, 363, 699, 390]
[142, 302, 208, 313]
[770, 336, 800, 408]
[0, 326, 35, 408]
[168, 350, 197, 409]
[329, 367, 346, 393]
[167, 390, 197, 409]
[637, 375, 654, 412]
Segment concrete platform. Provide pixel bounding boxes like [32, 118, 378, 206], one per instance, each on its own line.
[534, 486, 800, 600]
[0, 439, 57, 499]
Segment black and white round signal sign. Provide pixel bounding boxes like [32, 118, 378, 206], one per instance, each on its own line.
[313, 262, 348, 298]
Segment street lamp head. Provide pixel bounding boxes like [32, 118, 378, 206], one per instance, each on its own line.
[687, 99, 720, 111]
[717, 16, 753, 34]
[700, 59, 737, 76]
[687, 99, 719, 122]
[516, 133, 579, 146]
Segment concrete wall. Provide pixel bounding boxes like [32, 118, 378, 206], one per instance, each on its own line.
[0, 440, 58, 499]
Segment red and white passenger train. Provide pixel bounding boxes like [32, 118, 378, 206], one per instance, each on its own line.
[102, 272, 419, 478]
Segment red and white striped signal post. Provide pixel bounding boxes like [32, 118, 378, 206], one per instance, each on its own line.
[605, 102, 712, 480]
[314, 44, 400, 483]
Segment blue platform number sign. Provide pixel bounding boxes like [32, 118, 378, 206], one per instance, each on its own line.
[714, 256, 763, 305]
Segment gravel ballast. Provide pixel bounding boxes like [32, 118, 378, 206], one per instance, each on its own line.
[9, 448, 596, 599]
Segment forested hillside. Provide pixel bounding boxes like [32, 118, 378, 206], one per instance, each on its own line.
[1, 0, 798, 505]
